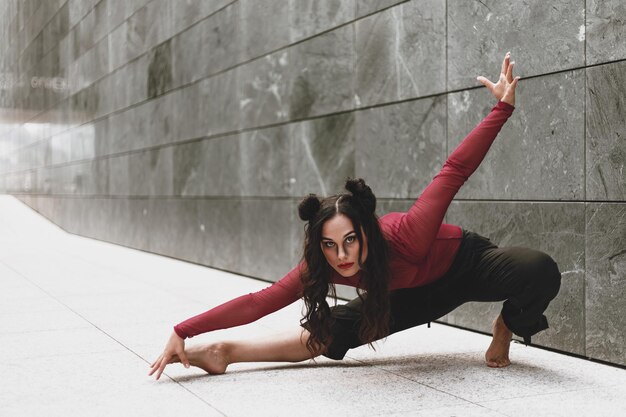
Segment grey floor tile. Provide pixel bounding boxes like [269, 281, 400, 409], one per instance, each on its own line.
[0, 351, 222, 417]
[478, 384, 626, 417]
[346, 323, 489, 361]
[357, 340, 626, 404]
[178, 357, 468, 417]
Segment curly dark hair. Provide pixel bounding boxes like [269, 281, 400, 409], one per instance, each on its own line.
[297, 178, 391, 356]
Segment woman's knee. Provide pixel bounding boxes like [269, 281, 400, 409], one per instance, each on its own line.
[525, 250, 561, 300]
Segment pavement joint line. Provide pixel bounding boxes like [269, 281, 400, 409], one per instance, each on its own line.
[349, 345, 625, 405]
[476, 383, 626, 404]
[159, 373, 228, 417]
[45, 241, 239, 306]
[346, 354, 491, 411]
[0, 260, 228, 416]
[6, 237, 220, 310]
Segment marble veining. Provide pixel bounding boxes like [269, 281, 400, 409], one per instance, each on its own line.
[586, 0, 626, 64]
[585, 203, 626, 365]
[290, 0, 355, 42]
[356, 0, 406, 18]
[448, 70, 585, 200]
[356, 0, 446, 107]
[239, 0, 290, 61]
[586, 62, 626, 200]
[446, 201, 586, 355]
[146, 40, 172, 99]
[448, 0, 585, 89]
[289, 25, 354, 119]
[239, 52, 290, 128]
[290, 112, 355, 197]
[356, 96, 446, 198]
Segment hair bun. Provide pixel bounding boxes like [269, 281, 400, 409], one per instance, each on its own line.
[345, 177, 376, 214]
[298, 194, 321, 221]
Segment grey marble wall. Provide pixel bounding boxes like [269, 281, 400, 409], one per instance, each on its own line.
[1, 1, 624, 366]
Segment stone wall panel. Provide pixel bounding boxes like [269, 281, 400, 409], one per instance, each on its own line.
[585, 203, 626, 365]
[446, 201, 586, 355]
[355, 0, 445, 107]
[448, 71, 585, 201]
[586, 62, 626, 200]
[448, 0, 584, 90]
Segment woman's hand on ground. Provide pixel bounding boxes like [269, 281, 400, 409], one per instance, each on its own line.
[148, 331, 190, 380]
[476, 52, 520, 107]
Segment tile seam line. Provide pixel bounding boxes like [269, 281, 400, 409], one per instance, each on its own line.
[444, 0, 449, 225]
[3, 0, 341, 146]
[6, 0, 60, 57]
[5, 3, 40, 44]
[445, 0, 449, 160]
[1, 0, 235, 143]
[0, 202, 272, 319]
[21, 0, 405, 99]
[2, 231, 285, 294]
[46, 247, 239, 311]
[4, 9, 623, 135]
[29, 0, 239, 79]
[17, 0, 235, 88]
[16, 0, 119, 81]
[25, 0, 109, 74]
[5, 194, 626, 204]
[6, 55, 626, 161]
[5, 1, 43, 53]
[348, 353, 624, 413]
[4, 0, 332, 142]
[3, 0, 473, 149]
[346, 355, 495, 412]
[12, 0, 74, 67]
[0, 260, 228, 416]
[583, 0, 588, 361]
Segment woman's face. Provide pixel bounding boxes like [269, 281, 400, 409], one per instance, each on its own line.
[320, 214, 368, 277]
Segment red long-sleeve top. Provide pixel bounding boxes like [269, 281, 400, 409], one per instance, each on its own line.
[174, 100, 515, 339]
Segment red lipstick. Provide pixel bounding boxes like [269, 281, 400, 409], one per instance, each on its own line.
[338, 262, 354, 270]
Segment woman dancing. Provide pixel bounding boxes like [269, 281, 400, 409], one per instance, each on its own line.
[149, 53, 561, 380]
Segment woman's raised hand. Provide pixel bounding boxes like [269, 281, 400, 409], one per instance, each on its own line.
[148, 330, 190, 380]
[477, 52, 520, 107]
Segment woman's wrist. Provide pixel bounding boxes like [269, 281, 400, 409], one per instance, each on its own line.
[497, 100, 515, 111]
[173, 325, 187, 339]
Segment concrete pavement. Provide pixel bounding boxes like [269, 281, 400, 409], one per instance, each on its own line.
[1, 195, 624, 417]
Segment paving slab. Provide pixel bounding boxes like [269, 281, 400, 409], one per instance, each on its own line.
[1, 195, 625, 417]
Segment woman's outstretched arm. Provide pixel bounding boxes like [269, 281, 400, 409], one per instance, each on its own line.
[173, 263, 305, 338]
[395, 53, 520, 261]
[149, 262, 306, 380]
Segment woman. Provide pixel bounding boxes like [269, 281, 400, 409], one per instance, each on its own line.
[149, 53, 561, 380]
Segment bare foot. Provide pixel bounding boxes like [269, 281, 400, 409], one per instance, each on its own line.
[485, 314, 512, 368]
[170, 343, 230, 375]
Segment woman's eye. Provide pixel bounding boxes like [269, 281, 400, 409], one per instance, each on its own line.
[345, 236, 355, 244]
[323, 241, 335, 248]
